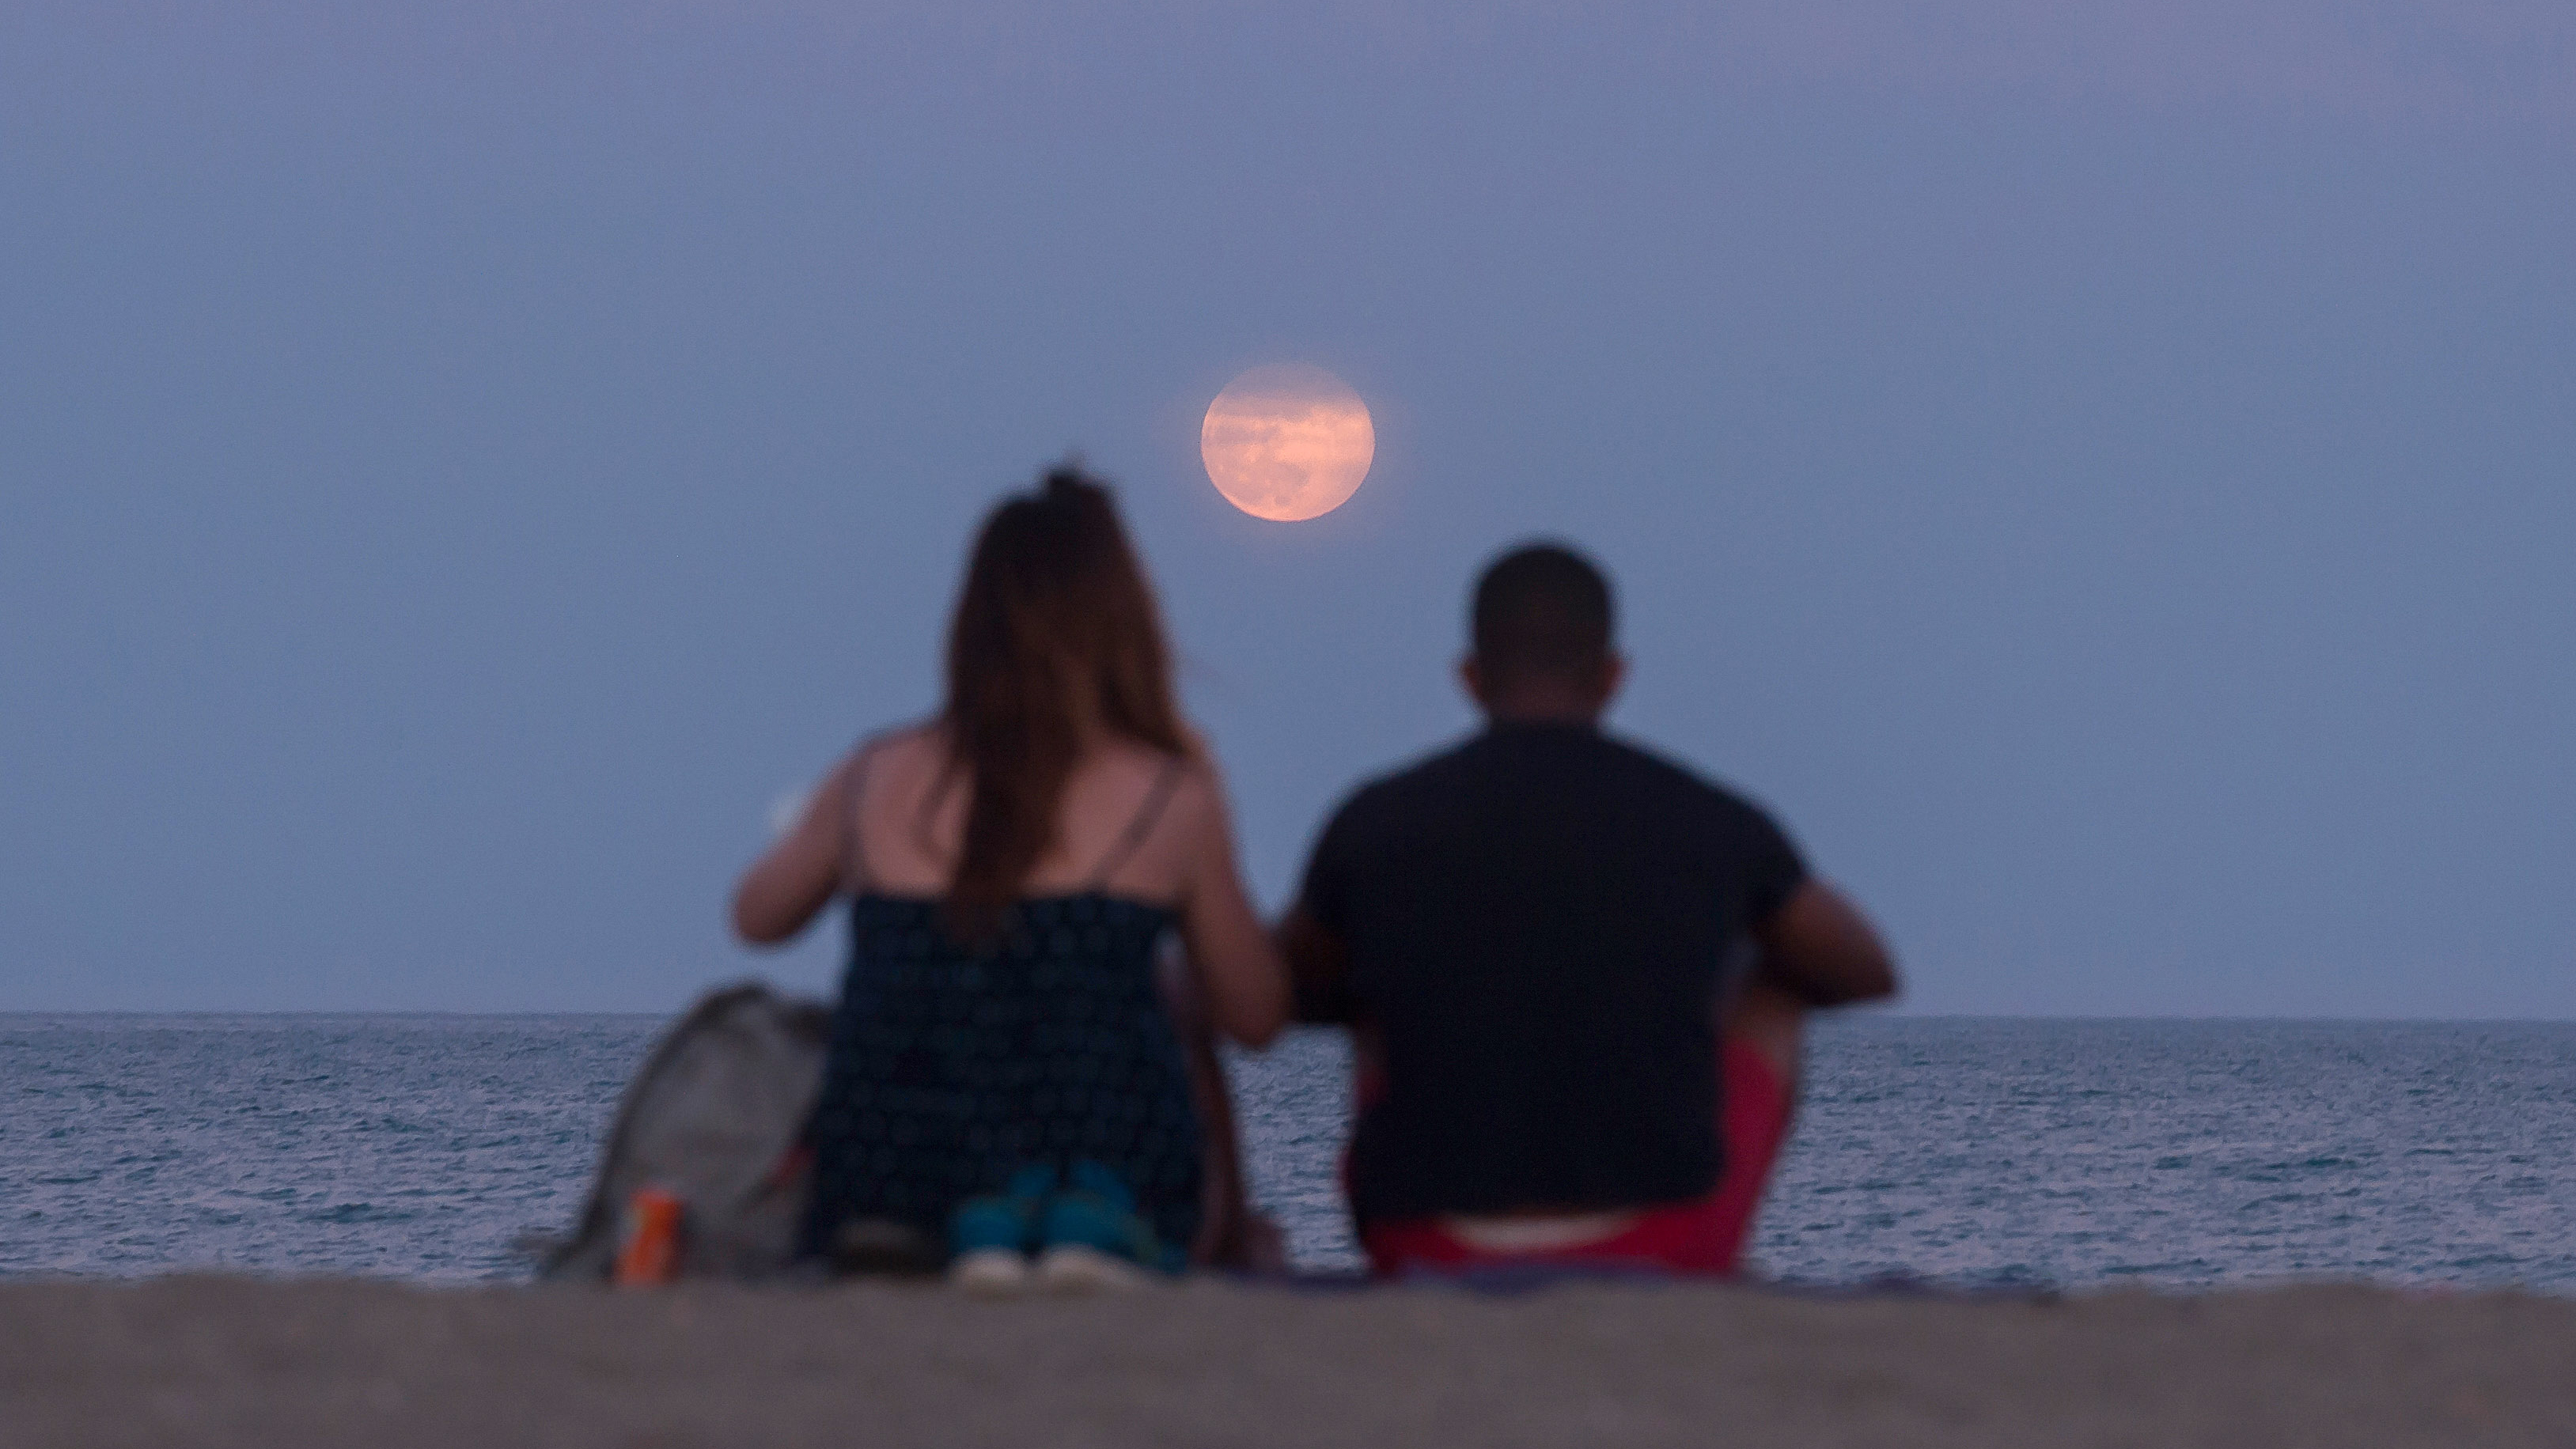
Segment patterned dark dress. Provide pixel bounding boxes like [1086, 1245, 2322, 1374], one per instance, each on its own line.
[799, 766, 1204, 1257]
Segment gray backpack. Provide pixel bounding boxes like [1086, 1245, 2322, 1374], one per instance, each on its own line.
[540, 981, 830, 1282]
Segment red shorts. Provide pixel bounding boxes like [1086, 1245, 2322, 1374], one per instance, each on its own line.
[1357, 1039, 1794, 1278]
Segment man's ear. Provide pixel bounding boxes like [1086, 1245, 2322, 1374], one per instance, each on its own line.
[1459, 655, 1489, 709]
[1594, 653, 1628, 711]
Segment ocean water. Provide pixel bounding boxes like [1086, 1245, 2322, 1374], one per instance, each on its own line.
[2, 1014, 2571, 1290]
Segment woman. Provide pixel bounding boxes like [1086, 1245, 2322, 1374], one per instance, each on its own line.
[732, 466, 1288, 1289]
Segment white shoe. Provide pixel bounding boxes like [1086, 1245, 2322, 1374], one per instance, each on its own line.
[1034, 1243, 1152, 1292]
[948, 1247, 1031, 1296]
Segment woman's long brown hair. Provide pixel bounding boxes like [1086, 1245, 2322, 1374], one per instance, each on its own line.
[938, 465, 1185, 943]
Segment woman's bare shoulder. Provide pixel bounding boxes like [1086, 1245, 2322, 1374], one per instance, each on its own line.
[1085, 732, 1179, 774]
[1063, 732, 1212, 825]
[854, 720, 945, 774]
[825, 722, 946, 828]
[1146, 737, 1234, 839]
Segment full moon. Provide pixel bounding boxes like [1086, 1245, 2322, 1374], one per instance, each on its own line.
[1199, 363, 1375, 521]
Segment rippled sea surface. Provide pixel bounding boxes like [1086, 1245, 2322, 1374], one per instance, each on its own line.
[4, 1014, 2571, 1288]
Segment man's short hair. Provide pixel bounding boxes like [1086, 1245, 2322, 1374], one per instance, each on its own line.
[1471, 542, 1615, 687]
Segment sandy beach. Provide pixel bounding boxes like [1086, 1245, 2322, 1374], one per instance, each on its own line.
[4, 1275, 2569, 1447]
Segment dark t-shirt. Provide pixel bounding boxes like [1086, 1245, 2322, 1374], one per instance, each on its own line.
[1297, 721, 1807, 1224]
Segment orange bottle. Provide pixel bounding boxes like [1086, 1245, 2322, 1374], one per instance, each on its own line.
[613, 1186, 685, 1285]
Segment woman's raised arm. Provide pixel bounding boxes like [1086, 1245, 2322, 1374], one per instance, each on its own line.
[730, 751, 858, 946]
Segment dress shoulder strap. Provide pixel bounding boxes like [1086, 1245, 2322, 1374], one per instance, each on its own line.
[1086, 755, 1188, 890]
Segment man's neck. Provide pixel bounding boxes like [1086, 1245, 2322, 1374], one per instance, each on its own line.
[1482, 698, 1604, 728]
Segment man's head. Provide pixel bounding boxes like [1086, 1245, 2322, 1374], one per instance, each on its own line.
[1463, 542, 1625, 724]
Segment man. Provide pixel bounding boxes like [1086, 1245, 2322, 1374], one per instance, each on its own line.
[1279, 543, 1897, 1277]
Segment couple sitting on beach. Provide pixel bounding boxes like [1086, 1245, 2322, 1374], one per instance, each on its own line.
[733, 466, 1897, 1287]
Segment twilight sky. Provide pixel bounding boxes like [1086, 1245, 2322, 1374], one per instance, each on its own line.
[3, 2, 2570, 1015]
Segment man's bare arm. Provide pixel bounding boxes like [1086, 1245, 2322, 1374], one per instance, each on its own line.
[1751, 879, 1898, 1008]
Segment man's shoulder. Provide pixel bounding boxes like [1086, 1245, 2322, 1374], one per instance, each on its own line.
[1596, 731, 1788, 832]
[1324, 733, 1483, 825]
[1322, 727, 1789, 841]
